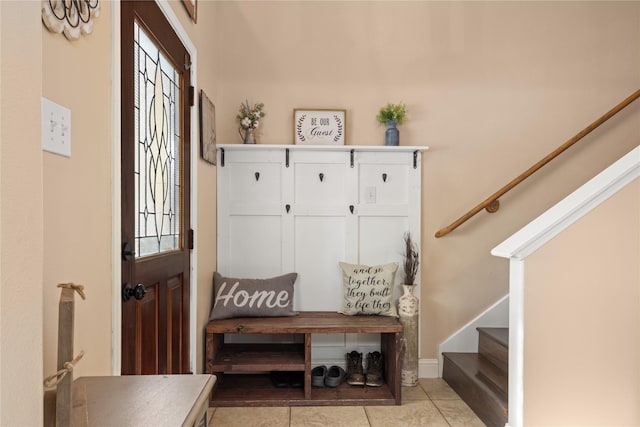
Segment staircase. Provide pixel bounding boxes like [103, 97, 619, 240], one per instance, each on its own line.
[442, 327, 508, 427]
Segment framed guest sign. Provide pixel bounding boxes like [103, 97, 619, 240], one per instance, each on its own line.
[293, 109, 346, 145]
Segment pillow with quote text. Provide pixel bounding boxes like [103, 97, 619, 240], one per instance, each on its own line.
[209, 272, 298, 320]
[338, 262, 398, 317]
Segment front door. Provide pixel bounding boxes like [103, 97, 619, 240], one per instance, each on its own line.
[120, 0, 191, 375]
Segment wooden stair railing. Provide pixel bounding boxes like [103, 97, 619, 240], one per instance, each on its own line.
[435, 89, 640, 238]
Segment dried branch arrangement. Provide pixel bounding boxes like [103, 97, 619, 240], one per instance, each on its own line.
[403, 232, 419, 286]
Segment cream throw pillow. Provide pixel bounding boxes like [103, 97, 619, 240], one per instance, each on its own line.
[338, 262, 398, 317]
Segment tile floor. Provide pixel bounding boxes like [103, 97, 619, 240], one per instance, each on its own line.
[207, 378, 486, 427]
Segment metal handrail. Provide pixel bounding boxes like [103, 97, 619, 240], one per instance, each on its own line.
[435, 89, 640, 238]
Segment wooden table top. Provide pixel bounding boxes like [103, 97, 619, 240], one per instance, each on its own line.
[74, 374, 215, 427]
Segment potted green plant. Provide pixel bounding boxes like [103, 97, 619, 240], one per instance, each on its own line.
[376, 102, 407, 146]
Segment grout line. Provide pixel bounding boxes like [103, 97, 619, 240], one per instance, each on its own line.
[430, 399, 454, 427]
[363, 405, 373, 427]
[418, 381, 454, 427]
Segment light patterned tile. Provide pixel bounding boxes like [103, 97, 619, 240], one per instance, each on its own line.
[210, 406, 289, 427]
[365, 400, 450, 427]
[419, 378, 460, 400]
[291, 406, 369, 427]
[432, 399, 486, 427]
[207, 407, 215, 425]
[402, 384, 429, 402]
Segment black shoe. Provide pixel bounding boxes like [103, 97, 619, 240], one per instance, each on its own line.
[365, 351, 384, 387]
[270, 371, 289, 388]
[288, 371, 304, 388]
[346, 351, 365, 386]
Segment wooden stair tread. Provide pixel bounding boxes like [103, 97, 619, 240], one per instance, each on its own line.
[477, 327, 509, 348]
[442, 352, 507, 427]
[443, 352, 507, 400]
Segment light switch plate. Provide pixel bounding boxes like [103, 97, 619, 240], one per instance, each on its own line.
[365, 186, 377, 203]
[41, 97, 71, 157]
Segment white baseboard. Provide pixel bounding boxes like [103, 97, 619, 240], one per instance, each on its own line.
[419, 358, 439, 378]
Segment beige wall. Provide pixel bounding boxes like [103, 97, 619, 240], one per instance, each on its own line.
[212, 1, 640, 358]
[1, 1, 44, 425]
[524, 179, 639, 426]
[41, 0, 114, 380]
[1, 1, 639, 424]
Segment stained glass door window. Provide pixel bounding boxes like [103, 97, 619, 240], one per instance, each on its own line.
[133, 21, 181, 258]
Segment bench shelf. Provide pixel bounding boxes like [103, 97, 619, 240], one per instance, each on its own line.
[205, 311, 403, 407]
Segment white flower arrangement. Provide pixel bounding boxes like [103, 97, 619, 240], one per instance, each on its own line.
[236, 100, 265, 130]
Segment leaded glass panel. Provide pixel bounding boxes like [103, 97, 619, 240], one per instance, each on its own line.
[133, 21, 181, 258]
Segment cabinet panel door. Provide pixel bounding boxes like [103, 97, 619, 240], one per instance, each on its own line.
[293, 215, 346, 311]
[358, 216, 411, 301]
[294, 162, 347, 209]
[359, 163, 409, 205]
[228, 162, 282, 212]
[227, 215, 283, 278]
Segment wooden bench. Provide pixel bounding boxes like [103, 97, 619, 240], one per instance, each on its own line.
[205, 311, 403, 406]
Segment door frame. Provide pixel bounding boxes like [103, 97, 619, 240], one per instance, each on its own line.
[111, 0, 198, 375]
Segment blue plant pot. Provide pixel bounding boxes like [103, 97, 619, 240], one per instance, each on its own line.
[384, 121, 399, 146]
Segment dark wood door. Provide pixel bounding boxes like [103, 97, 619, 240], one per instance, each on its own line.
[120, 0, 191, 375]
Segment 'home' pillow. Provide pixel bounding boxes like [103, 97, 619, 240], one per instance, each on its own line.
[209, 272, 298, 320]
[338, 262, 398, 317]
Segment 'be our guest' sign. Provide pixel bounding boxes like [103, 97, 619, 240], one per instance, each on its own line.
[294, 109, 346, 145]
[339, 262, 398, 317]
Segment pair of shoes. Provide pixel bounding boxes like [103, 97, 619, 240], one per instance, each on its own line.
[270, 371, 303, 388]
[345, 351, 385, 387]
[312, 365, 346, 387]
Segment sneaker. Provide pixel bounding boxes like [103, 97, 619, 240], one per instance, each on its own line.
[365, 351, 384, 387]
[311, 365, 327, 387]
[346, 351, 365, 386]
[324, 365, 346, 387]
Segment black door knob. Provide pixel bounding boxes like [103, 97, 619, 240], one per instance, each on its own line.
[122, 283, 147, 302]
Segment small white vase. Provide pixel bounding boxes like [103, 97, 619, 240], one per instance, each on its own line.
[398, 284, 419, 386]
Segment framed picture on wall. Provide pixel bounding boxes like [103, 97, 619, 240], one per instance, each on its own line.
[199, 90, 216, 165]
[293, 109, 346, 145]
[182, 0, 197, 23]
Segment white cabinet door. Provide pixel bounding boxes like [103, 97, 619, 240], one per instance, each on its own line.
[352, 151, 422, 302]
[288, 150, 353, 311]
[217, 149, 287, 278]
